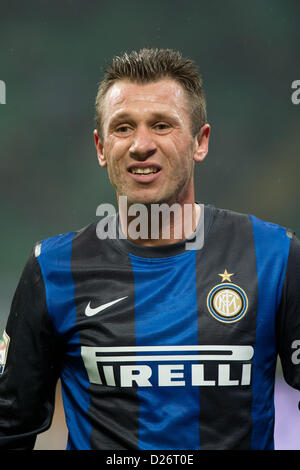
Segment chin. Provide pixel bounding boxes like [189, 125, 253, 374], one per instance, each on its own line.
[124, 192, 162, 206]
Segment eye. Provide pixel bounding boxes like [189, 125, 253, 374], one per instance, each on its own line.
[153, 122, 171, 133]
[116, 125, 132, 133]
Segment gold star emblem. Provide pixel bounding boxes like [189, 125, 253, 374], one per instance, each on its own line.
[218, 269, 234, 282]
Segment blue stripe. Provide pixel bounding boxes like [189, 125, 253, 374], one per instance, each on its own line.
[130, 251, 200, 450]
[37, 233, 92, 450]
[250, 216, 290, 449]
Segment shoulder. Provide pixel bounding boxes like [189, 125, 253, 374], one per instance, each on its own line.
[33, 222, 98, 261]
[287, 232, 300, 268]
[207, 205, 294, 272]
[248, 212, 293, 241]
[210, 205, 293, 241]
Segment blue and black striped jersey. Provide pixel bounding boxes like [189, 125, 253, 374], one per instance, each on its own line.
[0, 204, 300, 450]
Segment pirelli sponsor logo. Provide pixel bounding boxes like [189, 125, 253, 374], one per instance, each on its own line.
[81, 345, 254, 388]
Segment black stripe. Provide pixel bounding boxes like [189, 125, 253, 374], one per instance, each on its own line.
[71, 222, 138, 449]
[195, 208, 257, 449]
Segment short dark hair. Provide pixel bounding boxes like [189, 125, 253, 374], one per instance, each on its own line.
[95, 48, 207, 140]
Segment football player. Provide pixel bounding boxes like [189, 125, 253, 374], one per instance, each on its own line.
[0, 48, 299, 450]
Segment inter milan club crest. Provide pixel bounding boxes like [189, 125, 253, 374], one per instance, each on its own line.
[207, 270, 248, 324]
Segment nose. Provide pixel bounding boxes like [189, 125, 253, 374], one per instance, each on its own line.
[129, 125, 157, 160]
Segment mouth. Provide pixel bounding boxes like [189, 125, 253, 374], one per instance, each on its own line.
[127, 163, 161, 182]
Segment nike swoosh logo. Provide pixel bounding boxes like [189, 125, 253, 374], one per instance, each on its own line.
[85, 296, 128, 317]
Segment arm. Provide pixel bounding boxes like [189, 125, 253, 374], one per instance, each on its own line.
[0, 247, 62, 449]
[276, 234, 300, 390]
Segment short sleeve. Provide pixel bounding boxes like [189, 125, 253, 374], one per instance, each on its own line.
[276, 234, 300, 390]
[0, 247, 61, 449]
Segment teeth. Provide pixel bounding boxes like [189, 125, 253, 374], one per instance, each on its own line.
[131, 167, 158, 174]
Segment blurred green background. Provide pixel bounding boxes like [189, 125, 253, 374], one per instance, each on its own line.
[0, 0, 299, 450]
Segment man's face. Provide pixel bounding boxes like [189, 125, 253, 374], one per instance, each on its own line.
[94, 79, 210, 206]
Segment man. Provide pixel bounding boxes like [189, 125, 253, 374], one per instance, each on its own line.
[0, 48, 299, 450]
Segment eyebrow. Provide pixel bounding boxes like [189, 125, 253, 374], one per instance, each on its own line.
[108, 113, 134, 126]
[108, 111, 179, 128]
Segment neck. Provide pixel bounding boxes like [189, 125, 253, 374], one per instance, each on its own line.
[118, 196, 201, 247]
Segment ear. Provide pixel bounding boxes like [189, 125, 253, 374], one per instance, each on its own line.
[93, 129, 107, 167]
[193, 124, 210, 163]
